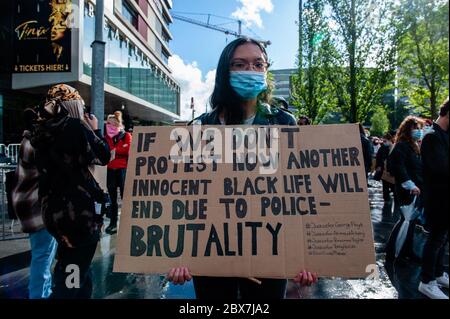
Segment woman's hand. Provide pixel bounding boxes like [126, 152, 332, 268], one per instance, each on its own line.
[293, 270, 318, 286]
[167, 267, 192, 285]
[84, 113, 98, 131]
[61, 235, 74, 248]
[411, 187, 421, 196]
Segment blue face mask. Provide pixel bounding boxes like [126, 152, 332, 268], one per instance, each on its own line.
[229, 71, 267, 100]
[411, 129, 423, 141]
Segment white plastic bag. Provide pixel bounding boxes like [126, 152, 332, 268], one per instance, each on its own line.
[395, 196, 422, 258]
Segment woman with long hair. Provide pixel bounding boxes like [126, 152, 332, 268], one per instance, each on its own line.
[385, 116, 424, 261]
[166, 37, 317, 299]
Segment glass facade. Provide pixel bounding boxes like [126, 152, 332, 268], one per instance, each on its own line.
[122, 0, 138, 29]
[83, 6, 179, 115]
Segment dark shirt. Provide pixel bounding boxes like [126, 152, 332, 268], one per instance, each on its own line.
[421, 122, 449, 225]
[33, 117, 110, 246]
[193, 104, 297, 126]
[389, 141, 423, 205]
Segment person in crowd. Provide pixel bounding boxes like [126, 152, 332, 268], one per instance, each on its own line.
[167, 37, 318, 299]
[418, 98, 449, 299]
[359, 124, 374, 177]
[371, 137, 382, 173]
[30, 84, 110, 299]
[422, 118, 435, 137]
[297, 115, 311, 126]
[104, 111, 132, 235]
[11, 108, 58, 299]
[385, 116, 424, 261]
[374, 132, 396, 202]
[372, 137, 382, 155]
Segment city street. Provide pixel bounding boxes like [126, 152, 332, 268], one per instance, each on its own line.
[1, 179, 448, 299]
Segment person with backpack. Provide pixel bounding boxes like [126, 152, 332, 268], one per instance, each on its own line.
[166, 37, 318, 299]
[104, 111, 132, 234]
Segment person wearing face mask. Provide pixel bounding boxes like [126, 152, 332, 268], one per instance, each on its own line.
[167, 38, 317, 300]
[385, 116, 425, 261]
[104, 111, 132, 234]
[375, 132, 396, 202]
[418, 98, 449, 299]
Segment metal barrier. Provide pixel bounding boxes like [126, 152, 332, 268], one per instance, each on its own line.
[0, 164, 27, 241]
[7, 144, 21, 165]
[0, 143, 21, 165]
[0, 144, 6, 156]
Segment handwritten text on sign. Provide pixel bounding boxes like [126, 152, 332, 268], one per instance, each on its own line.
[114, 125, 376, 279]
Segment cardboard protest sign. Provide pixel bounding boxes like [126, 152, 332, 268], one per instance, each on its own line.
[113, 124, 376, 278]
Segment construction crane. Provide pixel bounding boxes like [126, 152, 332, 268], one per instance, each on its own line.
[172, 12, 271, 47]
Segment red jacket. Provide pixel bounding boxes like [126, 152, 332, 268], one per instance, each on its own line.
[105, 131, 132, 169]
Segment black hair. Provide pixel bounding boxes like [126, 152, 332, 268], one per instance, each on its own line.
[298, 115, 311, 125]
[210, 37, 269, 124]
[358, 123, 366, 135]
[23, 108, 38, 131]
[439, 97, 449, 117]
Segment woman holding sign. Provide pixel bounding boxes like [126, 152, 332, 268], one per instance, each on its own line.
[167, 37, 318, 299]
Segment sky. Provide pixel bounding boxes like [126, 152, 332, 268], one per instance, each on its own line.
[167, 0, 299, 120]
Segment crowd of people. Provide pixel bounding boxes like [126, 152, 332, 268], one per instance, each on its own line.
[363, 101, 449, 299]
[8, 37, 449, 300]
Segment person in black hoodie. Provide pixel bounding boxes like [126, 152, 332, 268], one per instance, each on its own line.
[418, 98, 449, 299]
[385, 116, 424, 261]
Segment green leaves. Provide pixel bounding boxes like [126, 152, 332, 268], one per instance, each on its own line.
[370, 106, 390, 137]
[396, 0, 449, 118]
[291, 0, 398, 124]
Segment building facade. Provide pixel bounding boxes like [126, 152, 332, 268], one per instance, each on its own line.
[271, 68, 297, 102]
[0, 0, 180, 144]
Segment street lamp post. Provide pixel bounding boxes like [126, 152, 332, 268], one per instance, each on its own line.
[91, 0, 106, 132]
[191, 97, 195, 120]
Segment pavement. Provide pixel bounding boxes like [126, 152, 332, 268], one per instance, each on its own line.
[0, 179, 448, 299]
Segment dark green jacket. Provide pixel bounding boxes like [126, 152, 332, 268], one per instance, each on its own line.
[192, 103, 297, 125]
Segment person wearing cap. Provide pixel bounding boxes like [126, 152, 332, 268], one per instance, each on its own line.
[104, 111, 132, 234]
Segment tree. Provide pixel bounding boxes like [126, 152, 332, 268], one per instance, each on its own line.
[370, 107, 390, 137]
[396, 0, 449, 119]
[291, 0, 336, 123]
[325, 0, 397, 123]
